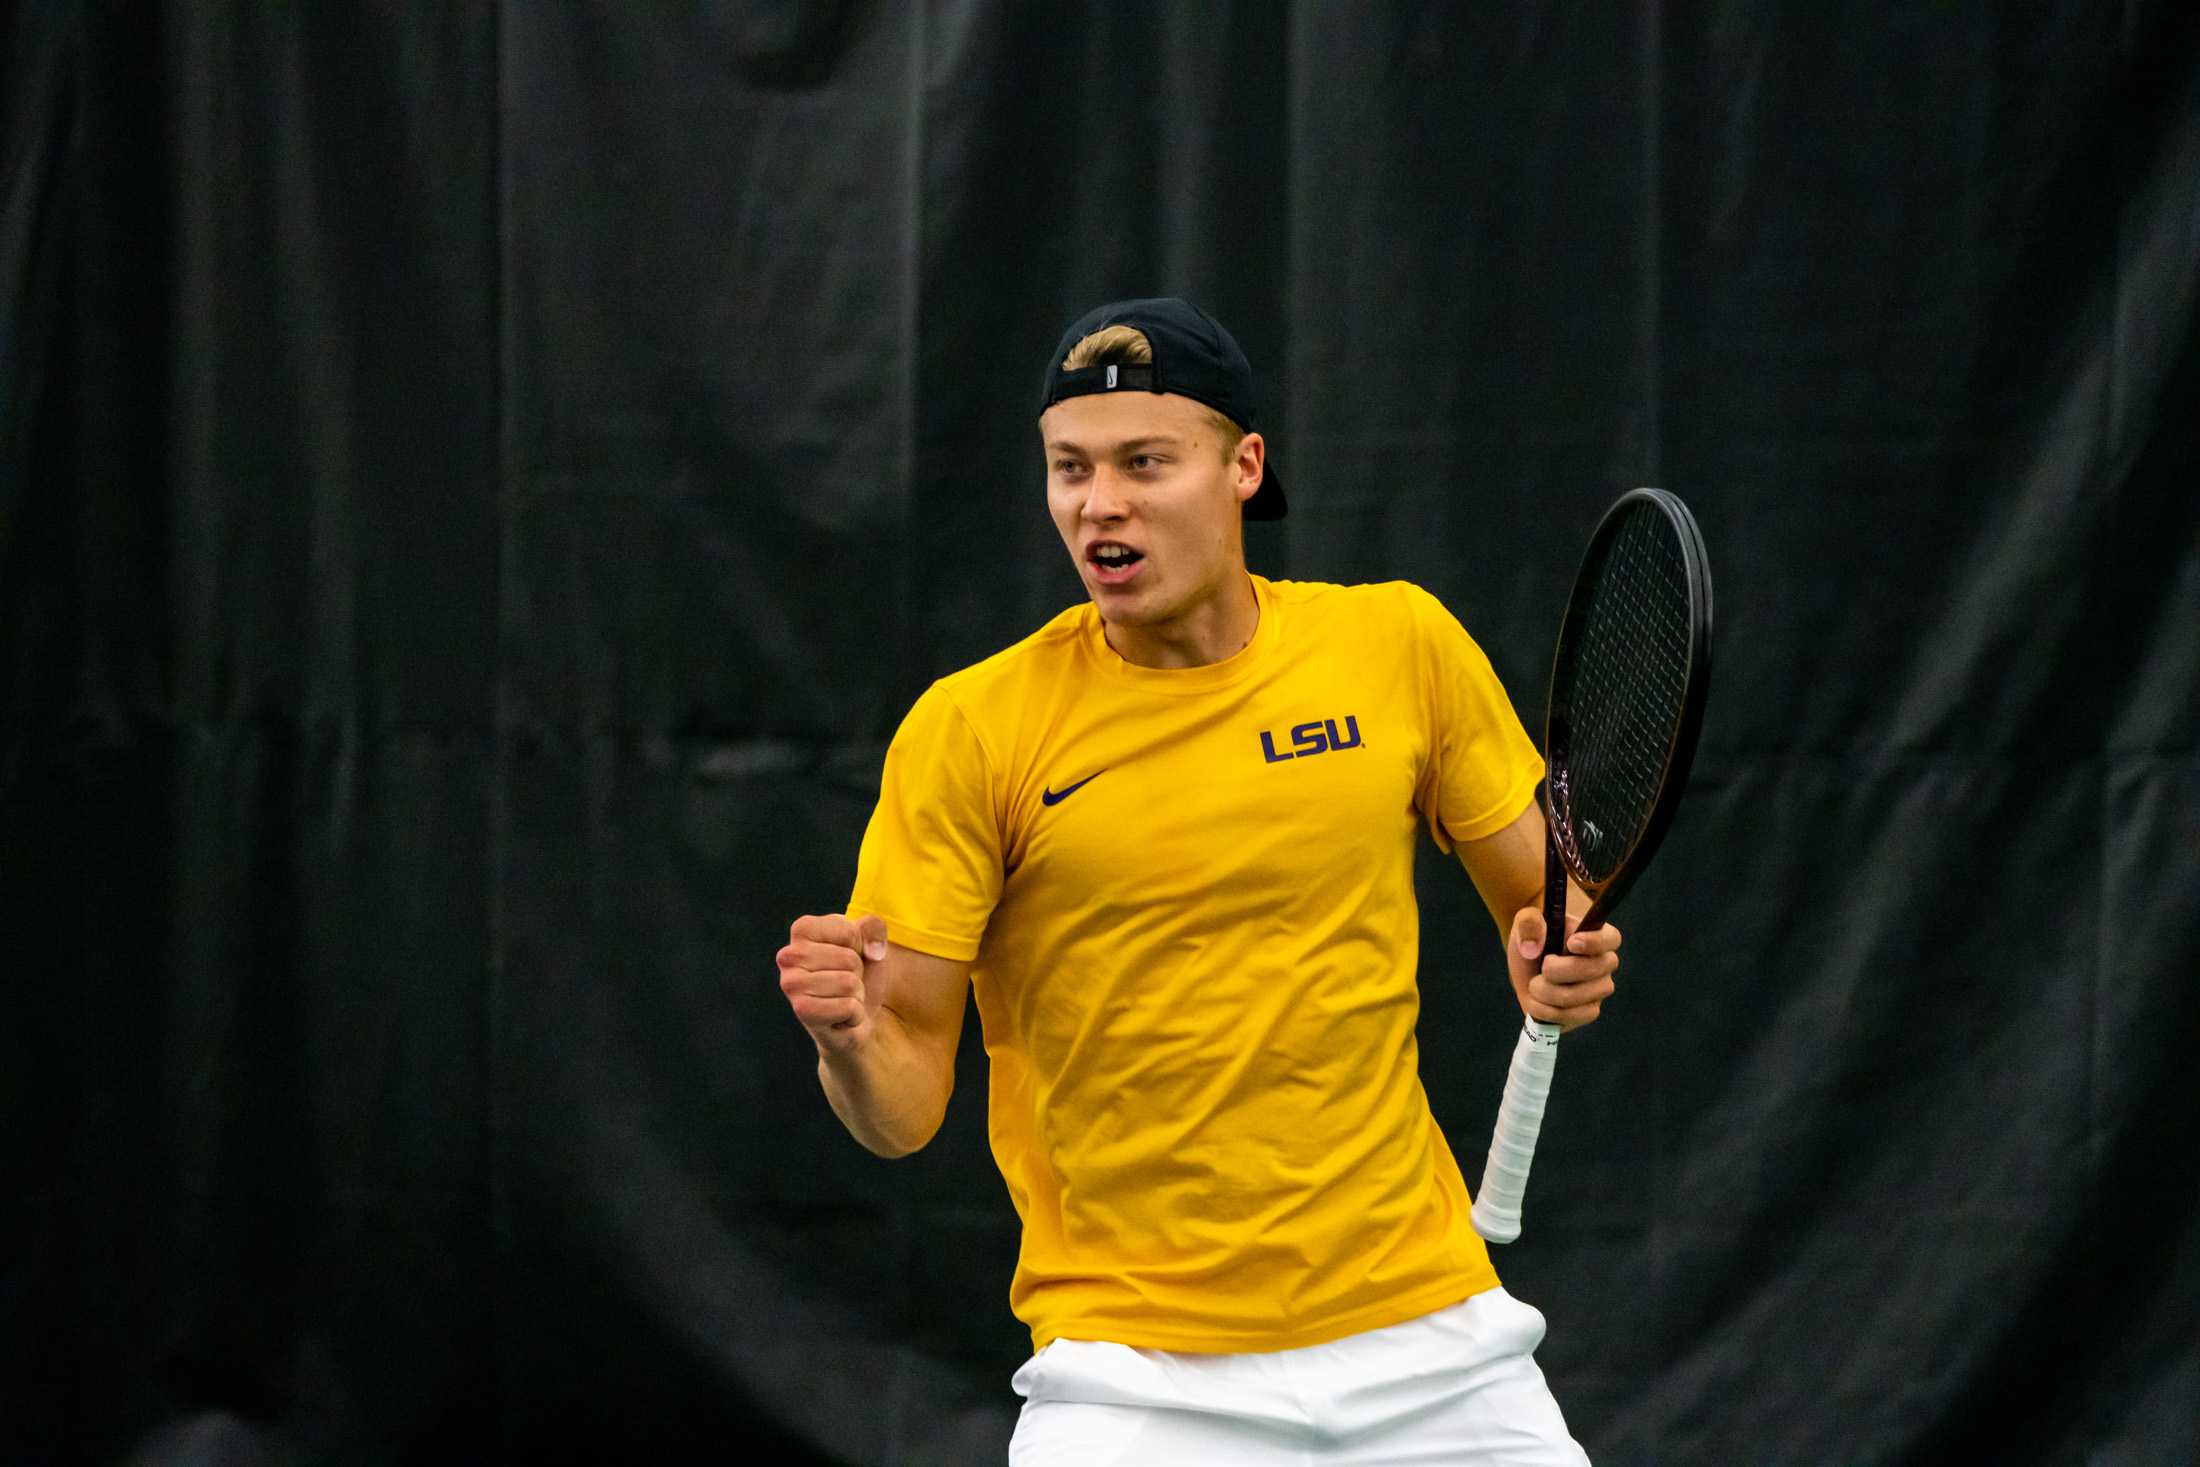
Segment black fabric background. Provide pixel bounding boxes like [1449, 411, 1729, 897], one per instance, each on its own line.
[4, 4, 2195, 1463]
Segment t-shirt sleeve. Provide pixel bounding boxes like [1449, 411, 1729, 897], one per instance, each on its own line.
[846, 680, 1003, 962]
[1409, 586, 1545, 851]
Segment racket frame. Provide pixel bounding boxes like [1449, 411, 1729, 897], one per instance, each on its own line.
[1472, 486, 1713, 1245]
[1545, 486, 1714, 936]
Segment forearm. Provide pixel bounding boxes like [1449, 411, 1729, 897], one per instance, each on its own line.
[1454, 801, 1588, 937]
[817, 1007, 954, 1158]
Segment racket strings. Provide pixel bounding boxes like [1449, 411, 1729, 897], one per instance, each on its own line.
[1552, 505, 1694, 887]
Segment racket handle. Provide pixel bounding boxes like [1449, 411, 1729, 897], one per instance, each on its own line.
[1471, 1018, 1564, 1244]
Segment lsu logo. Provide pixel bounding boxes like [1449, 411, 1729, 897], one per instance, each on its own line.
[1259, 715, 1363, 763]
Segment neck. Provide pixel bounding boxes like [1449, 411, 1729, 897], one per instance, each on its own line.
[1103, 573, 1261, 669]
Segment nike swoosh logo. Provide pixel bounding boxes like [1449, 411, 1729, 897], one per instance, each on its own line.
[1041, 771, 1105, 806]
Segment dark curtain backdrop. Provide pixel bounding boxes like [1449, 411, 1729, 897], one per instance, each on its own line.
[5, 3, 2196, 1463]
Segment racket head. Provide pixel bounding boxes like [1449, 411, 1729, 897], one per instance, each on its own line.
[1541, 487, 1713, 921]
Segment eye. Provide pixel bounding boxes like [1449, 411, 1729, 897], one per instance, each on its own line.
[1128, 453, 1158, 471]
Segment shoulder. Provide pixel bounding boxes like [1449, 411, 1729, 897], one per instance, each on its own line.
[929, 602, 1090, 706]
[1263, 576, 1458, 635]
[1265, 579, 1505, 699]
[895, 602, 1091, 756]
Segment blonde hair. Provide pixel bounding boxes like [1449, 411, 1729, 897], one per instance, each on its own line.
[1062, 327, 1245, 458]
[1062, 325, 1155, 372]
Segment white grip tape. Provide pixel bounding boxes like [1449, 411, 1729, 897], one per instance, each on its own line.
[1471, 1019, 1564, 1244]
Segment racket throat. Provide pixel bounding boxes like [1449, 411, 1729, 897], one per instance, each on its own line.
[1540, 790, 1572, 964]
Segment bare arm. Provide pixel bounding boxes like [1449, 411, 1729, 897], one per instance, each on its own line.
[1454, 797, 1574, 936]
[1453, 799, 1621, 1031]
[777, 915, 973, 1158]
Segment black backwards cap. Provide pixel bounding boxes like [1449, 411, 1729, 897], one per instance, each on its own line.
[1037, 297, 1286, 520]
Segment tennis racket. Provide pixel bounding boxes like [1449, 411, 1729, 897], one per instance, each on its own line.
[1471, 486, 1714, 1245]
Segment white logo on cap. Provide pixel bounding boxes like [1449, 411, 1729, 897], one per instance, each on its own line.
[1106, 365, 1118, 388]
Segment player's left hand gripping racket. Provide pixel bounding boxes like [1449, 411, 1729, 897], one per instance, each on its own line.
[1472, 487, 1714, 1245]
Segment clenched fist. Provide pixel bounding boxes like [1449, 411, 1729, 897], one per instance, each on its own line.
[777, 913, 890, 1055]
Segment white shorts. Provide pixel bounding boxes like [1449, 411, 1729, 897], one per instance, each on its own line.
[1007, 1288, 1589, 1465]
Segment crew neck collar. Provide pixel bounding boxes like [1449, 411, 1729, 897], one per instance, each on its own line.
[1079, 575, 1280, 693]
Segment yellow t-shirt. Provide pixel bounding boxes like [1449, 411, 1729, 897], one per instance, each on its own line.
[848, 575, 1543, 1354]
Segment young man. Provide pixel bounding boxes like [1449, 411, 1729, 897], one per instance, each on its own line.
[776, 298, 1619, 1464]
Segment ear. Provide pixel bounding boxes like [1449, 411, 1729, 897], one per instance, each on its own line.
[1232, 432, 1267, 506]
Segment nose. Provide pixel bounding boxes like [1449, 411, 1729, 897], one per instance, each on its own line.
[1081, 468, 1130, 523]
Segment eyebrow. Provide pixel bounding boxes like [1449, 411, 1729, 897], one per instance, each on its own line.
[1044, 435, 1186, 456]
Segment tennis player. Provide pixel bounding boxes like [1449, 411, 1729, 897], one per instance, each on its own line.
[776, 297, 1621, 1464]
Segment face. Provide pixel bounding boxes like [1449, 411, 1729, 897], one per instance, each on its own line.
[1040, 391, 1264, 634]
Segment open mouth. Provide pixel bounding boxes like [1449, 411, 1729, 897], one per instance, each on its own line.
[1087, 543, 1146, 582]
